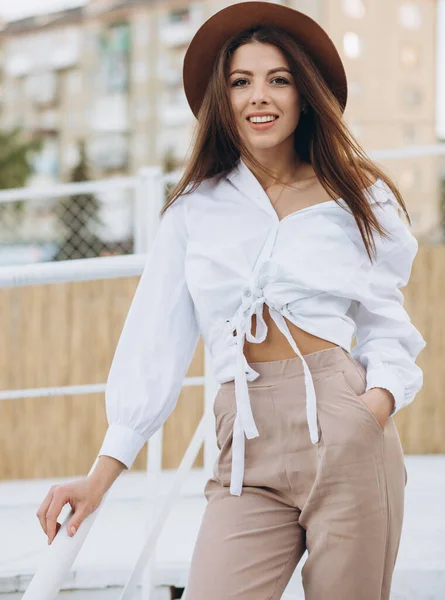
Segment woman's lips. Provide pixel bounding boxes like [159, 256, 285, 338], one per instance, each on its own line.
[246, 117, 279, 131]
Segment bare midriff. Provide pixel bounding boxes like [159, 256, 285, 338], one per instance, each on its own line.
[242, 304, 339, 362]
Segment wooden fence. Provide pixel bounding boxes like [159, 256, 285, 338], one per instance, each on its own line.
[0, 245, 441, 480]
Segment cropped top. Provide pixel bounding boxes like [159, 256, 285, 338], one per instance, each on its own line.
[98, 157, 426, 496]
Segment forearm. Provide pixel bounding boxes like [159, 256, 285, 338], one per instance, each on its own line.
[88, 455, 126, 496]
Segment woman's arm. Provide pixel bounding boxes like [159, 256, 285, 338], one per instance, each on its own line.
[348, 195, 426, 416]
[98, 198, 200, 468]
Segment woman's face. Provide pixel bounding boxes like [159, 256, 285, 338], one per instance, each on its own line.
[227, 42, 303, 154]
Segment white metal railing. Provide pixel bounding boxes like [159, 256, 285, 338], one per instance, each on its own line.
[0, 253, 147, 287]
[1, 144, 444, 599]
[0, 165, 182, 257]
[368, 142, 445, 160]
[0, 164, 219, 600]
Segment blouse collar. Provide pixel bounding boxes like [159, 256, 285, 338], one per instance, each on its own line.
[225, 156, 386, 216]
[225, 157, 278, 219]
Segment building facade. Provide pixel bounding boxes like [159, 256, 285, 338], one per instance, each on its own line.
[0, 0, 440, 242]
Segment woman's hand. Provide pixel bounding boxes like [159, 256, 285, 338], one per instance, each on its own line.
[36, 456, 126, 545]
[357, 387, 395, 430]
[36, 478, 104, 545]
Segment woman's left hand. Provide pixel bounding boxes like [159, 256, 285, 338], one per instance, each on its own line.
[357, 387, 395, 430]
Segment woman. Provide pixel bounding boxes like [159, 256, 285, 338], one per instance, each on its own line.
[37, 3, 426, 599]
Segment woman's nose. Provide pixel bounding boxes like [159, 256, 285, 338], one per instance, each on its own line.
[249, 81, 270, 103]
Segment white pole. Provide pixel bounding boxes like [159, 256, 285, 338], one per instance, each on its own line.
[203, 346, 220, 478]
[133, 168, 152, 254]
[140, 164, 166, 600]
[141, 426, 164, 600]
[119, 408, 212, 600]
[436, 0, 445, 139]
[21, 459, 104, 600]
[146, 166, 165, 250]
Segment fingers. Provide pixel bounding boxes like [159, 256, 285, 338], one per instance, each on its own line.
[36, 485, 57, 536]
[45, 486, 69, 544]
[66, 507, 87, 538]
[36, 479, 101, 545]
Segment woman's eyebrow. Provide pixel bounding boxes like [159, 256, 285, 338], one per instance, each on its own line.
[229, 67, 291, 77]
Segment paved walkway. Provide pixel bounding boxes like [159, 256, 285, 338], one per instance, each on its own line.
[0, 455, 444, 599]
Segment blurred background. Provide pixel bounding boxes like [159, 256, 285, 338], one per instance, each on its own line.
[0, 1, 443, 597]
[0, 0, 443, 266]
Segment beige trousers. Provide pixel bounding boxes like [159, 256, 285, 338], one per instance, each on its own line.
[184, 346, 407, 600]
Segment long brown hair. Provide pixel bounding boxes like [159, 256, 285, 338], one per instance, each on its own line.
[162, 25, 410, 263]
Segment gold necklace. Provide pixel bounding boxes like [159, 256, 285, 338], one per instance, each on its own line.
[270, 162, 300, 209]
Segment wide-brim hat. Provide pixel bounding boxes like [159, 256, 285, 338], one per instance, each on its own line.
[183, 1, 348, 119]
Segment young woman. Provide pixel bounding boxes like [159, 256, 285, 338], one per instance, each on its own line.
[37, 3, 426, 599]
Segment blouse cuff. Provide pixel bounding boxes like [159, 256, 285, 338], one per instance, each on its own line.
[98, 423, 146, 469]
[365, 366, 405, 416]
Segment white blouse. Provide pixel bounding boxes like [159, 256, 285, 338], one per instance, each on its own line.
[99, 157, 426, 496]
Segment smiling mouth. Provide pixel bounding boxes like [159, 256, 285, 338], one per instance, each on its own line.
[246, 116, 279, 123]
[246, 116, 280, 130]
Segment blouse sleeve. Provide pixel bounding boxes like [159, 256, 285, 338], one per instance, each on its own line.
[348, 191, 427, 416]
[98, 198, 200, 468]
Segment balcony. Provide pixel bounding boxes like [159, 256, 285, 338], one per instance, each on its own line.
[158, 5, 204, 48]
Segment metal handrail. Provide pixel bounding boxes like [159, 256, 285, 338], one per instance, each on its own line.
[0, 175, 139, 204]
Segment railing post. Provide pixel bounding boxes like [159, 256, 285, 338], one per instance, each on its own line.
[204, 346, 219, 479]
[436, 0, 445, 139]
[140, 165, 166, 600]
[142, 425, 164, 600]
[134, 166, 165, 254]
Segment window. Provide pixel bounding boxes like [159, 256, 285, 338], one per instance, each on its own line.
[343, 32, 363, 59]
[341, 0, 366, 19]
[133, 15, 150, 47]
[398, 3, 422, 30]
[167, 8, 190, 24]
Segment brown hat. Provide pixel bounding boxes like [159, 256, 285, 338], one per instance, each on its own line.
[183, 1, 348, 119]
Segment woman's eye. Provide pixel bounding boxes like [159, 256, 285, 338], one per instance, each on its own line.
[231, 78, 246, 86]
[231, 77, 290, 87]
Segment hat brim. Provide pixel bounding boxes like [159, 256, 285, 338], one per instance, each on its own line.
[183, 1, 348, 119]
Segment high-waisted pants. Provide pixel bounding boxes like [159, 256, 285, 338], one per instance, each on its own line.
[184, 346, 407, 600]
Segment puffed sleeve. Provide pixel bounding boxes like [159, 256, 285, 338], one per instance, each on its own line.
[348, 190, 426, 416]
[98, 198, 200, 468]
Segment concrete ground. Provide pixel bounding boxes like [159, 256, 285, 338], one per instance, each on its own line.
[0, 455, 444, 599]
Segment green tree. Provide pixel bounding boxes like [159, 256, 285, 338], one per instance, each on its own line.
[0, 127, 42, 189]
[54, 141, 104, 261]
[0, 127, 42, 223]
